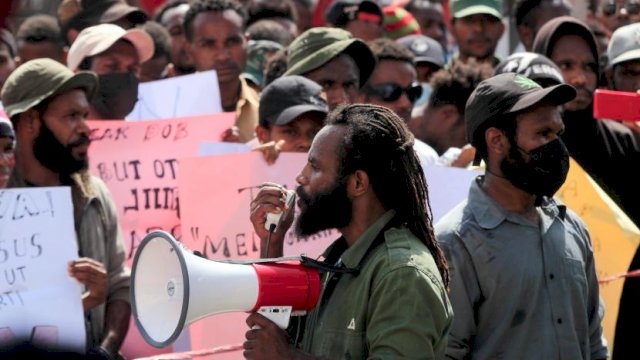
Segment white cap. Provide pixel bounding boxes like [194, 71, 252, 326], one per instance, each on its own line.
[67, 23, 154, 71]
[608, 23, 640, 68]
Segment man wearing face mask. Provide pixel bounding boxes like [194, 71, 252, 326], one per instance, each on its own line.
[67, 23, 154, 120]
[1, 58, 130, 359]
[436, 73, 608, 359]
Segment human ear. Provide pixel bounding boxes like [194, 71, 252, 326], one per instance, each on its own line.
[348, 170, 370, 198]
[485, 126, 509, 158]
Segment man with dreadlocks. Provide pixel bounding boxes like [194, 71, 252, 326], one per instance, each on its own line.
[436, 73, 608, 359]
[243, 104, 452, 359]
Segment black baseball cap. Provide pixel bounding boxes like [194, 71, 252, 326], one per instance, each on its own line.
[465, 73, 576, 163]
[397, 34, 445, 68]
[325, 0, 384, 27]
[259, 75, 329, 127]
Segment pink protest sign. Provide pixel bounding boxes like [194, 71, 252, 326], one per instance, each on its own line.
[177, 152, 337, 358]
[87, 114, 234, 262]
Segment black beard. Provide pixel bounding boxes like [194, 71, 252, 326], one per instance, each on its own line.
[295, 178, 352, 237]
[33, 119, 90, 176]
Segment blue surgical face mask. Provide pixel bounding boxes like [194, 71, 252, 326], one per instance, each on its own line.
[414, 83, 432, 108]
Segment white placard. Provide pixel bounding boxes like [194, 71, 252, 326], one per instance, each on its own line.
[0, 187, 85, 353]
[126, 70, 223, 121]
[198, 141, 251, 156]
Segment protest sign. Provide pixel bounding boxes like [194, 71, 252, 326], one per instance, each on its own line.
[0, 187, 85, 353]
[88, 114, 235, 262]
[126, 71, 222, 121]
[198, 142, 251, 156]
[425, 166, 481, 222]
[179, 152, 337, 261]
[555, 159, 640, 349]
[89, 115, 234, 359]
[177, 153, 334, 358]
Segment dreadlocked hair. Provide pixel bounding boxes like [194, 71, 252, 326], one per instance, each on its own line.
[326, 104, 449, 286]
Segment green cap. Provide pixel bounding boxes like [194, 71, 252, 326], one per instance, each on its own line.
[1, 58, 98, 118]
[451, 0, 502, 19]
[284, 27, 376, 87]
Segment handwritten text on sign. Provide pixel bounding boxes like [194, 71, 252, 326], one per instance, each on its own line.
[88, 115, 235, 261]
[179, 152, 337, 260]
[177, 152, 335, 359]
[0, 187, 85, 352]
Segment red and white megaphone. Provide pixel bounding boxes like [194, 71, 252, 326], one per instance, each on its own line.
[131, 231, 321, 348]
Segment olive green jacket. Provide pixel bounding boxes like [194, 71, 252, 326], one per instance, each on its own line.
[299, 211, 453, 359]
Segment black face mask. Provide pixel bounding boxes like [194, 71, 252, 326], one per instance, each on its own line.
[500, 138, 570, 198]
[33, 117, 91, 176]
[91, 72, 139, 119]
[295, 177, 352, 237]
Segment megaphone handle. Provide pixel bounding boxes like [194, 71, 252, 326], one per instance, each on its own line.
[256, 306, 293, 329]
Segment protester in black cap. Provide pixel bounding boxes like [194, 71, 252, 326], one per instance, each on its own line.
[154, 0, 195, 76]
[397, 34, 445, 83]
[436, 72, 608, 359]
[0, 117, 15, 188]
[1, 58, 130, 360]
[494, 51, 564, 87]
[325, 0, 384, 41]
[0, 28, 17, 90]
[252, 75, 328, 164]
[15, 15, 66, 65]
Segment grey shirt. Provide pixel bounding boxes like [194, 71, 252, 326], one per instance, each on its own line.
[436, 177, 608, 360]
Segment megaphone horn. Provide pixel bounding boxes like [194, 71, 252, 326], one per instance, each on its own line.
[130, 231, 321, 348]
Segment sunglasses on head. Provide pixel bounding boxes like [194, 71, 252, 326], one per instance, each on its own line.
[362, 82, 423, 103]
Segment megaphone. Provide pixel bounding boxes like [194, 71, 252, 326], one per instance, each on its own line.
[131, 231, 321, 348]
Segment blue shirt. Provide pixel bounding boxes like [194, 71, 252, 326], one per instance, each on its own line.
[436, 177, 608, 360]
